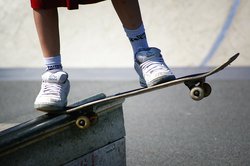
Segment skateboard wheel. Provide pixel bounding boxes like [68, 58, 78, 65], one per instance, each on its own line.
[203, 83, 212, 97]
[76, 116, 91, 129]
[190, 86, 204, 101]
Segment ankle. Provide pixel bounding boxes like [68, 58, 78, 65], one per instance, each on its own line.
[44, 55, 63, 71]
[124, 24, 149, 54]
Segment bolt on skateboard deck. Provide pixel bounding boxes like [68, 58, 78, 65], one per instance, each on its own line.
[44, 53, 239, 129]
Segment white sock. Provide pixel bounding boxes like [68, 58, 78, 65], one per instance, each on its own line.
[44, 55, 62, 71]
[124, 24, 149, 55]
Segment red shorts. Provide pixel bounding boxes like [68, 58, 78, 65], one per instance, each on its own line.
[30, 0, 105, 10]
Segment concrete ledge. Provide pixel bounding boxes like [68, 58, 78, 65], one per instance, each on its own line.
[0, 96, 126, 165]
[64, 138, 126, 166]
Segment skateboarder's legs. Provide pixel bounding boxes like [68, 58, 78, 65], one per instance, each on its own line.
[33, 0, 175, 111]
[33, 0, 143, 58]
[33, 9, 60, 58]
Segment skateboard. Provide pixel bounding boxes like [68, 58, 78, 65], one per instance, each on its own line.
[51, 53, 239, 129]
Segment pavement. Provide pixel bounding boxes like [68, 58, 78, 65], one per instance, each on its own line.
[1, 0, 250, 165]
[1, 67, 250, 165]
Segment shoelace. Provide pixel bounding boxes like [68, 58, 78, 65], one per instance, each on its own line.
[42, 82, 62, 96]
[140, 57, 169, 74]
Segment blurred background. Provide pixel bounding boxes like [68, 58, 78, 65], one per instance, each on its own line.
[0, 0, 249, 68]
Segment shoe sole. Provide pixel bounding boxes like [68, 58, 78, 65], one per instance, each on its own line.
[35, 104, 66, 114]
[142, 75, 176, 87]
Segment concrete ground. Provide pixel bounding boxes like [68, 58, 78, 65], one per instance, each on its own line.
[0, 67, 250, 165]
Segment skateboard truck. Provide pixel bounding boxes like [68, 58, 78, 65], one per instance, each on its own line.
[65, 93, 106, 129]
[184, 78, 212, 101]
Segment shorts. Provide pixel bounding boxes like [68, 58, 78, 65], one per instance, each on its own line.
[30, 0, 105, 10]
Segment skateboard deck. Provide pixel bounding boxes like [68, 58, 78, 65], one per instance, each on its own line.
[51, 53, 239, 129]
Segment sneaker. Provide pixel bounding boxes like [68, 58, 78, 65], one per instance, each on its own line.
[134, 47, 176, 87]
[34, 70, 70, 112]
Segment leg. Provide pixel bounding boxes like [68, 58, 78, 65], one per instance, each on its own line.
[112, 0, 148, 54]
[33, 9, 69, 112]
[33, 8, 60, 58]
[111, 0, 142, 29]
[112, 0, 176, 87]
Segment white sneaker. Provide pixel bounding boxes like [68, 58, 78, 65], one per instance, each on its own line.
[34, 70, 70, 112]
[134, 47, 176, 87]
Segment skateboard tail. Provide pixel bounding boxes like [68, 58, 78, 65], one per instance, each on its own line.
[228, 53, 239, 65]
